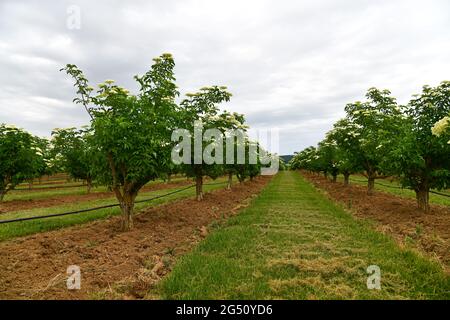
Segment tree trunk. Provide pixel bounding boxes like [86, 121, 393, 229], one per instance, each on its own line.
[167, 174, 172, 184]
[119, 192, 137, 231]
[227, 172, 232, 190]
[367, 176, 375, 195]
[86, 177, 92, 194]
[415, 186, 430, 213]
[196, 175, 203, 201]
[343, 173, 350, 186]
[331, 174, 337, 183]
[0, 190, 5, 202]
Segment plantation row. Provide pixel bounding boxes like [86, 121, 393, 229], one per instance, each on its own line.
[0, 53, 280, 230]
[289, 82, 450, 212]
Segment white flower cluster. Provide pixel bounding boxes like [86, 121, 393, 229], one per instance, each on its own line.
[431, 116, 450, 143]
[347, 131, 360, 138]
[353, 109, 378, 116]
[1, 124, 23, 134]
[31, 146, 43, 156]
[97, 80, 130, 97]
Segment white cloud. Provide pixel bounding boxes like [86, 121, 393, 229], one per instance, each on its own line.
[0, 0, 449, 153]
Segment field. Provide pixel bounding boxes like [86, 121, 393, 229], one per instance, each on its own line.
[0, 176, 270, 299]
[2, 0, 450, 308]
[1, 172, 448, 299]
[160, 171, 449, 299]
[0, 176, 226, 240]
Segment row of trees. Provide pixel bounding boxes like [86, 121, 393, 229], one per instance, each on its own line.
[290, 82, 450, 213]
[0, 123, 97, 201]
[1, 53, 268, 230]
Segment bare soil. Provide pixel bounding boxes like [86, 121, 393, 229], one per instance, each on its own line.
[0, 180, 192, 214]
[0, 177, 270, 300]
[301, 171, 450, 272]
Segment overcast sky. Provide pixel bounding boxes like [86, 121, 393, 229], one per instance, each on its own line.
[0, 0, 449, 154]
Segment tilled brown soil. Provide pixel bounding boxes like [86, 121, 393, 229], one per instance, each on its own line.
[301, 171, 450, 272]
[0, 180, 192, 214]
[0, 177, 270, 300]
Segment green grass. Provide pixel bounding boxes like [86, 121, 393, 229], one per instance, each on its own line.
[5, 185, 110, 201]
[159, 171, 450, 300]
[0, 178, 228, 241]
[4, 177, 187, 202]
[338, 175, 450, 207]
[16, 178, 71, 187]
[15, 181, 84, 189]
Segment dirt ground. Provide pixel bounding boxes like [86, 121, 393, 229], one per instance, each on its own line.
[301, 171, 450, 273]
[0, 179, 192, 214]
[0, 177, 270, 300]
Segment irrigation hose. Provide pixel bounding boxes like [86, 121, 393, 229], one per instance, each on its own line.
[348, 178, 450, 198]
[0, 181, 228, 224]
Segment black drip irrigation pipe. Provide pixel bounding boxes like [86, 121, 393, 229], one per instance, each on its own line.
[0, 181, 228, 225]
[349, 178, 450, 198]
[429, 190, 450, 197]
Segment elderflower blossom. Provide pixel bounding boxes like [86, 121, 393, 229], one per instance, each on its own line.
[162, 96, 173, 102]
[347, 131, 360, 138]
[31, 146, 43, 156]
[115, 87, 130, 95]
[431, 116, 450, 137]
[104, 79, 115, 85]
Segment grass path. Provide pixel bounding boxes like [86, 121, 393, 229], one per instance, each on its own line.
[159, 171, 449, 299]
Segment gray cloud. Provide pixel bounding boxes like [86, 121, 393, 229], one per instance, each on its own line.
[0, 0, 449, 154]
